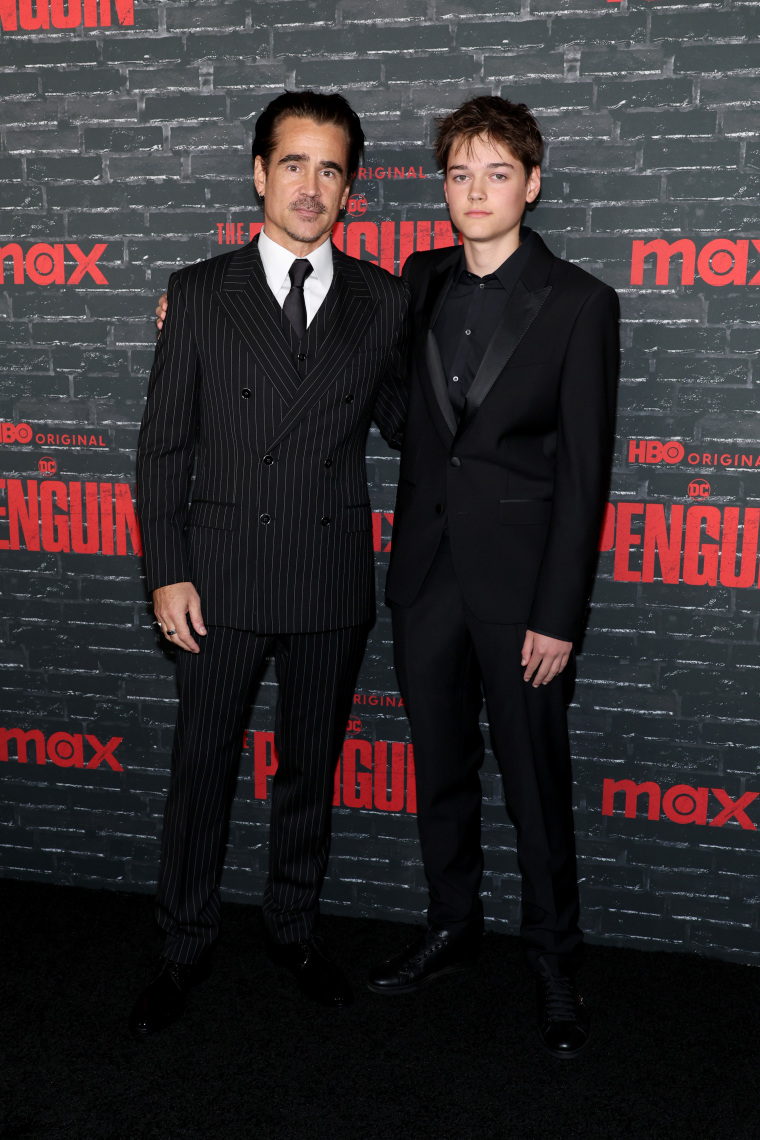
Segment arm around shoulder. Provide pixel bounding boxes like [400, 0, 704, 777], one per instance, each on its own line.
[372, 277, 412, 451]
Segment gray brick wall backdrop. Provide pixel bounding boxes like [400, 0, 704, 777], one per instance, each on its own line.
[1, 0, 759, 965]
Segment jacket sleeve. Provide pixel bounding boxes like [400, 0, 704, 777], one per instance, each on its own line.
[136, 271, 201, 592]
[527, 283, 620, 643]
[372, 279, 412, 451]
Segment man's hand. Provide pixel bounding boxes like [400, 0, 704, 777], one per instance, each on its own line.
[153, 582, 207, 653]
[156, 292, 168, 331]
[521, 630, 572, 688]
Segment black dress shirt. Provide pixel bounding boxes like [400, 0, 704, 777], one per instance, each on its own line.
[434, 229, 536, 421]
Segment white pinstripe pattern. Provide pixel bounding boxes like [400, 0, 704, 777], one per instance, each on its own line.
[137, 236, 410, 959]
[156, 624, 367, 961]
[136, 236, 410, 633]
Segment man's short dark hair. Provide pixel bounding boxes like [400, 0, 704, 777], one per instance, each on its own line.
[433, 96, 544, 179]
[252, 90, 365, 178]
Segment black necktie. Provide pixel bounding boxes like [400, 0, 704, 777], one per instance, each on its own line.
[283, 258, 313, 341]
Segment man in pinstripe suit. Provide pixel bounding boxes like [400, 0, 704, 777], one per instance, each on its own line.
[129, 91, 410, 1035]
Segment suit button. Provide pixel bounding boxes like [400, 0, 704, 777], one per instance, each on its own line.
[297, 353, 307, 361]
[321, 516, 330, 526]
[242, 388, 251, 399]
[450, 456, 461, 467]
[263, 454, 273, 465]
[324, 458, 332, 468]
[344, 394, 353, 404]
[260, 513, 271, 524]
[435, 503, 444, 516]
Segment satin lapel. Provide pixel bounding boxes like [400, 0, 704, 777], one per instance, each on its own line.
[415, 251, 460, 447]
[214, 240, 302, 406]
[455, 280, 552, 441]
[425, 331, 457, 437]
[265, 252, 378, 451]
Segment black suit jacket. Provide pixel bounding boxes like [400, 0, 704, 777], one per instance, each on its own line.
[137, 236, 410, 634]
[386, 231, 619, 643]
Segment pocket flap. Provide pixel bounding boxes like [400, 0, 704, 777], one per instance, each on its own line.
[186, 500, 240, 530]
[498, 499, 552, 525]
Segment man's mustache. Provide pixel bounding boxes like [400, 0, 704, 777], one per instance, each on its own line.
[289, 197, 327, 214]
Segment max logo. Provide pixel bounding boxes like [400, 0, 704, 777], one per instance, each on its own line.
[0, 0, 133, 31]
[631, 238, 760, 287]
[0, 244, 108, 286]
[603, 778, 758, 830]
[0, 728, 124, 771]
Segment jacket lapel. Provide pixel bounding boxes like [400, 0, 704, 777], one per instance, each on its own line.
[264, 247, 379, 451]
[424, 331, 458, 437]
[455, 277, 552, 440]
[214, 238, 302, 406]
[416, 247, 461, 447]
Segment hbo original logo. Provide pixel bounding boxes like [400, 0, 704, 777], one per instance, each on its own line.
[0, 422, 33, 444]
[628, 439, 685, 464]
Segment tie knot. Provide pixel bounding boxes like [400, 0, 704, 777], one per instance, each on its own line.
[289, 259, 313, 289]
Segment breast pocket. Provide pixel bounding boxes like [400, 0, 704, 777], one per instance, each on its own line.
[507, 346, 554, 368]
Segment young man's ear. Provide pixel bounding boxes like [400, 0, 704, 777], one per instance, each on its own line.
[526, 164, 541, 204]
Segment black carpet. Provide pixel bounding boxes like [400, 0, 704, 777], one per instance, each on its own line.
[0, 879, 757, 1140]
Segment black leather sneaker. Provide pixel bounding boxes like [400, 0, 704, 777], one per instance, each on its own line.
[535, 957, 590, 1059]
[367, 924, 482, 996]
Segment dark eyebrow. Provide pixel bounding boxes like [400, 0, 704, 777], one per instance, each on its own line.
[277, 153, 345, 175]
[449, 161, 515, 171]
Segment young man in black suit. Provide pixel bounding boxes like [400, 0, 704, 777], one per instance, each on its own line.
[368, 97, 619, 1058]
[130, 92, 409, 1035]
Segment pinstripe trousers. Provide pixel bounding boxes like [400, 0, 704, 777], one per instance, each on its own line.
[155, 623, 368, 964]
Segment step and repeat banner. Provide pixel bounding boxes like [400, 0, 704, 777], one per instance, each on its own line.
[1, 0, 759, 965]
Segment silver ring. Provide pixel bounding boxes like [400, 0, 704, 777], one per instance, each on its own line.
[166, 629, 177, 635]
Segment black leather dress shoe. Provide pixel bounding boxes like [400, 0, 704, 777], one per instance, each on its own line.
[367, 924, 482, 995]
[128, 955, 212, 1037]
[535, 958, 590, 1058]
[265, 937, 354, 1008]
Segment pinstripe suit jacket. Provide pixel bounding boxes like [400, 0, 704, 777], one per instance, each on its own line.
[136, 236, 410, 633]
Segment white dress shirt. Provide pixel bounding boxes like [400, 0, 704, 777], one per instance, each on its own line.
[258, 227, 334, 328]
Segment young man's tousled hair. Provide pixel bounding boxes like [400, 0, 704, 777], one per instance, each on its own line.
[252, 89, 365, 178]
[434, 96, 544, 178]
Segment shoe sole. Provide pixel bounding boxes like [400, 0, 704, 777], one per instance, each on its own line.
[366, 959, 478, 996]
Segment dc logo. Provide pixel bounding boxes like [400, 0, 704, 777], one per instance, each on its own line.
[347, 196, 367, 216]
[688, 480, 710, 499]
[38, 456, 57, 477]
[346, 717, 362, 735]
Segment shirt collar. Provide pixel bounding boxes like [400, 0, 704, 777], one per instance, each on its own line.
[455, 226, 535, 289]
[258, 227, 334, 292]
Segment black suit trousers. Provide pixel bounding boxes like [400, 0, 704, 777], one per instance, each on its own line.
[391, 536, 583, 976]
[155, 623, 367, 964]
